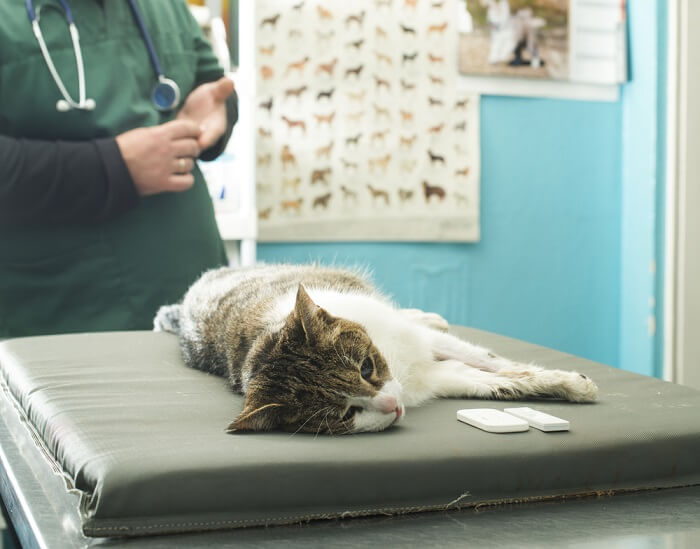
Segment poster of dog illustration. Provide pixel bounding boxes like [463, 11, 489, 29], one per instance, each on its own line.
[254, 0, 481, 242]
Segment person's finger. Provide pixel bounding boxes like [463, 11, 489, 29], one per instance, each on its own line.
[171, 138, 201, 159]
[210, 77, 235, 101]
[162, 119, 202, 140]
[172, 157, 195, 174]
[166, 174, 195, 192]
[198, 128, 221, 150]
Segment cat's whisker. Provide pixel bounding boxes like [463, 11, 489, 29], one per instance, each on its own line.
[324, 410, 334, 436]
[315, 408, 334, 439]
[291, 406, 332, 438]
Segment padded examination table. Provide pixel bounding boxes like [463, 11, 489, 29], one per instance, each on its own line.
[1, 328, 699, 540]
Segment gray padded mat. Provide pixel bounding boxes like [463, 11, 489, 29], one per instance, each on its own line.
[1, 328, 699, 538]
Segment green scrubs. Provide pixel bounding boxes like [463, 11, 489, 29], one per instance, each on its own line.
[0, 1, 229, 337]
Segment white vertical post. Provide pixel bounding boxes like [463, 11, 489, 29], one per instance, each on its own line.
[663, 0, 679, 382]
[236, 0, 257, 266]
[669, 0, 700, 389]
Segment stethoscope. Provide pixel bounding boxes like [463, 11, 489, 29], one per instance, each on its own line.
[25, 0, 181, 112]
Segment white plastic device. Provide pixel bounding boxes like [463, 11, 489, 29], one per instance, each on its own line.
[503, 407, 570, 432]
[456, 408, 530, 433]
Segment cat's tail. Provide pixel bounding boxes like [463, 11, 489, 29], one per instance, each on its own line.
[153, 304, 183, 335]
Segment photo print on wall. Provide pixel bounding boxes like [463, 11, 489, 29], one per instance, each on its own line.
[458, 0, 627, 84]
[255, 0, 481, 242]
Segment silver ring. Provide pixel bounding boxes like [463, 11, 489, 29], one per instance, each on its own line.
[178, 158, 187, 173]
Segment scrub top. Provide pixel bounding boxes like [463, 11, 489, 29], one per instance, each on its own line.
[0, 0, 233, 337]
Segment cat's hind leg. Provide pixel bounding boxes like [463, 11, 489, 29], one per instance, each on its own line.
[429, 330, 514, 372]
[400, 308, 449, 332]
[424, 359, 597, 403]
[427, 331, 598, 402]
[154, 304, 182, 334]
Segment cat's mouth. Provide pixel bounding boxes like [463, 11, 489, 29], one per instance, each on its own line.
[349, 403, 404, 433]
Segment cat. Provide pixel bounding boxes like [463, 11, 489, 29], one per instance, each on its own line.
[154, 264, 597, 435]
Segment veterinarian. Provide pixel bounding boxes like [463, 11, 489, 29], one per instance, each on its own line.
[0, 0, 237, 338]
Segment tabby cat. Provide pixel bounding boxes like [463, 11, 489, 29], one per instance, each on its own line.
[154, 264, 597, 434]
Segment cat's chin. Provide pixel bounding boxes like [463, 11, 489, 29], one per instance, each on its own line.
[351, 407, 404, 433]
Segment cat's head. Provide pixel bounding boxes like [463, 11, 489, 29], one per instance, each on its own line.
[227, 285, 404, 435]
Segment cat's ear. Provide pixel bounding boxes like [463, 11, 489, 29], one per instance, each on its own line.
[292, 284, 332, 343]
[226, 402, 285, 433]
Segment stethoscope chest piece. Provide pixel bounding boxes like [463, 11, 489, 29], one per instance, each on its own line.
[152, 77, 181, 112]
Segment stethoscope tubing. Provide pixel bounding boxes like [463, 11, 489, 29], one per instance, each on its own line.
[27, 0, 91, 111]
[125, 0, 164, 79]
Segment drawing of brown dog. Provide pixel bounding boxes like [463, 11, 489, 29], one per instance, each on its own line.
[314, 112, 336, 126]
[281, 198, 303, 214]
[344, 64, 364, 78]
[260, 14, 280, 28]
[313, 192, 333, 209]
[284, 85, 308, 100]
[340, 185, 358, 203]
[400, 134, 417, 148]
[282, 177, 302, 193]
[316, 58, 338, 76]
[368, 154, 391, 173]
[285, 56, 310, 75]
[281, 116, 306, 134]
[367, 184, 390, 205]
[315, 141, 334, 159]
[428, 21, 448, 34]
[423, 180, 446, 202]
[311, 168, 332, 185]
[281, 145, 297, 169]
[317, 5, 333, 19]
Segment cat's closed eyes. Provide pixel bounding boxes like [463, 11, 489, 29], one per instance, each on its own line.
[155, 264, 597, 434]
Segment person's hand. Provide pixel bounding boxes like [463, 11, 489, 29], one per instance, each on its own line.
[176, 77, 235, 150]
[116, 120, 201, 196]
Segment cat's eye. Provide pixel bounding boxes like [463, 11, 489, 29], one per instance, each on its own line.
[360, 357, 374, 380]
[342, 406, 362, 422]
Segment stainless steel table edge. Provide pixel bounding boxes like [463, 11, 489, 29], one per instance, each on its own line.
[0, 383, 89, 549]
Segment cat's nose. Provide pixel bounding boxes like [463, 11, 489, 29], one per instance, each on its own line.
[373, 394, 398, 414]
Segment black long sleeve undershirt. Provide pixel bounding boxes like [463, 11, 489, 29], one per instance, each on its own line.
[0, 91, 237, 227]
[0, 136, 139, 226]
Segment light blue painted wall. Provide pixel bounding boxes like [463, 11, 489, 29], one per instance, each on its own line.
[654, 0, 669, 379]
[259, 96, 622, 367]
[619, 0, 666, 376]
[258, 0, 667, 374]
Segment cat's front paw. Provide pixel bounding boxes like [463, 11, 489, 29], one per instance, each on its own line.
[562, 372, 598, 402]
[400, 308, 449, 332]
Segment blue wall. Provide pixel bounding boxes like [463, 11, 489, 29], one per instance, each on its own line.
[619, 0, 666, 376]
[259, 0, 665, 373]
